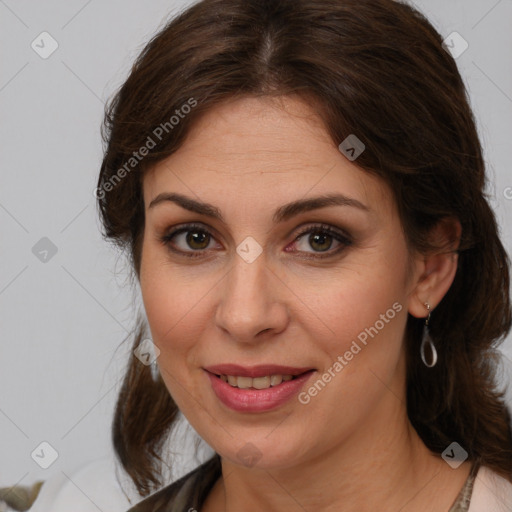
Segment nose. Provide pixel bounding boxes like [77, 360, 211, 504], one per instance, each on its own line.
[214, 249, 289, 343]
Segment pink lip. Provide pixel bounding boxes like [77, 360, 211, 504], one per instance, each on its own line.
[203, 364, 315, 378]
[204, 368, 316, 413]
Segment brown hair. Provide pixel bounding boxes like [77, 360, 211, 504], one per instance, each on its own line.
[97, 0, 512, 497]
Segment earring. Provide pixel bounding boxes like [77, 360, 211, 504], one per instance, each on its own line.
[150, 360, 160, 382]
[420, 302, 438, 368]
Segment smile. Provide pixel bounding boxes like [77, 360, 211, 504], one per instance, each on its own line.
[217, 373, 295, 389]
[204, 366, 316, 413]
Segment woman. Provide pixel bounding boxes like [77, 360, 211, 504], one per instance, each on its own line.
[96, 0, 512, 510]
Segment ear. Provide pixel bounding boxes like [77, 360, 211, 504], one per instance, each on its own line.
[408, 217, 462, 319]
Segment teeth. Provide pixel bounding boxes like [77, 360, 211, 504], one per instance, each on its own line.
[219, 374, 296, 389]
[237, 376, 253, 389]
[270, 375, 282, 386]
[252, 376, 270, 389]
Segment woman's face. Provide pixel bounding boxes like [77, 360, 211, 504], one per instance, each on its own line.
[140, 95, 419, 469]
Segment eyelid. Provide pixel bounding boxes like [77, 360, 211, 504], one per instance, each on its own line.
[292, 222, 352, 242]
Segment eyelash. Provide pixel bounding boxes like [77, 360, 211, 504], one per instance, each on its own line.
[159, 222, 353, 260]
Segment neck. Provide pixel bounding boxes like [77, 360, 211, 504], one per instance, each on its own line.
[205, 389, 470, 512]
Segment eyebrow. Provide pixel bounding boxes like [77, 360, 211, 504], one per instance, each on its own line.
[148, 192, 370, 223]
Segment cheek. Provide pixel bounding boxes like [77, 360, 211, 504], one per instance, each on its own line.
[139, 260, 210, 407]
[139, 251, 229, 403]
[299, 260, 409, 402]
[318, 289, 406, 375]
[296, 258, 406, 352]
[139, 243, 206, 355]
[141, 271, 207, 349]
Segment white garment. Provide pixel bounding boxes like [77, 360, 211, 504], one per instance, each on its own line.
[468, 465, 512, 512]
[28, 457, 137, 512]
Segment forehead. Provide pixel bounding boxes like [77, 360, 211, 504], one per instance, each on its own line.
[143, 95, 393, 219]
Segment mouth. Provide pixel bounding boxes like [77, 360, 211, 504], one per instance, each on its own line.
[204, 364, 316, 390]
[211, 371, 312, 389]
[204, 365, 317, 412]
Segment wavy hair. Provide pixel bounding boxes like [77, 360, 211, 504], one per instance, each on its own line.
[96, 0, 512, 496]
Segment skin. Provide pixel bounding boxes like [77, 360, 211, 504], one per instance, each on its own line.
[139, 95, 468, 512]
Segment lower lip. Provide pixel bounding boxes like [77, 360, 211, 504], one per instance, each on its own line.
[205, 370, 315, 413]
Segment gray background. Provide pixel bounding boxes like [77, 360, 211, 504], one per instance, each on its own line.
[1, 0, 511, 489]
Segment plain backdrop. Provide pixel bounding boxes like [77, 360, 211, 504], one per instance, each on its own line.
[1, 0, 511, 491]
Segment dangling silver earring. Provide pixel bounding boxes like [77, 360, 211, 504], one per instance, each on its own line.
[150, 361, 160, 382]
[420, 302, 438, 368]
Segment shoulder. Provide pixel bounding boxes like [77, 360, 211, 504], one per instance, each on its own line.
[127, 455, 221, 512]
[28, 457, 134, 512]
[468, 465, 512, 512]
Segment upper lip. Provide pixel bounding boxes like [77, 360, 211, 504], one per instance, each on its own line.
[204, 364, 315, 378]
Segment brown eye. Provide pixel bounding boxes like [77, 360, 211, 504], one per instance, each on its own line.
[160, 223, 217, 258]
[160, 222, 352, 260]
[184, 230, 210, 250]
[291, 224, 353, 258]
[307, 232, 333, 252]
